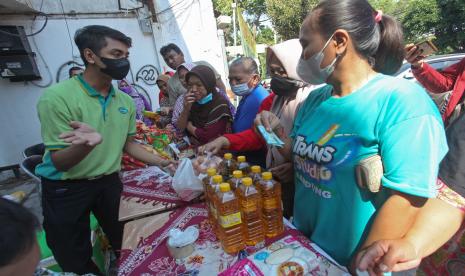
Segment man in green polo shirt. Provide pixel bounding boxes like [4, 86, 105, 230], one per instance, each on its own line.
[36, 25, 171, 275]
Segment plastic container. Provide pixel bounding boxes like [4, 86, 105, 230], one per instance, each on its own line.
[203, 168, 217, 195]
[208, 174, 223, 235]
[249, 166, 262, 186]
[238, 177, 264, 246]
[229, 170, 244, 192]
[215, 183, 245, 254]
[258, 172, 284, 238]
[237, 155, 251, 175]
[219, 153, 237, 181]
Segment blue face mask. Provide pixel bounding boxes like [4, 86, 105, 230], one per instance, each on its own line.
[197, 93, 213, 105]
[231, 82, 253, 96]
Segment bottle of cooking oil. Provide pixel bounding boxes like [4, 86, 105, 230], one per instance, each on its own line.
[238, 177, 264, 246]
[237, 156, 251, 175]
[219, 153, 237, 180]
[258, 172, 284, 238]
[216, 182, 245, 254]
[208, 174, 223, 235]
[203, 168, 217, 195]
[249, 165, 262, 186]
[229, 170, 243, 192]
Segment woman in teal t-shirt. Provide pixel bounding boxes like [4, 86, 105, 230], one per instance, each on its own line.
[255, 0, 448, 273]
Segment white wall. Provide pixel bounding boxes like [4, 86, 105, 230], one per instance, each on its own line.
[152, 0, 227, 80]
[0, 0, 225, 167]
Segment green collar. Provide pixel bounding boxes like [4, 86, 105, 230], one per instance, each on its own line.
[76, 74, 116, 98]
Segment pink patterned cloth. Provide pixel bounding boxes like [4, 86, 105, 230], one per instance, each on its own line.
[121, 166, 184, 206]
[118, 204, 218, 276]
[118, 203, 345, 276]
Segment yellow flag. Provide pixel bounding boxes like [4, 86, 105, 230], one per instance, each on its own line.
[237, 7, 257, 58]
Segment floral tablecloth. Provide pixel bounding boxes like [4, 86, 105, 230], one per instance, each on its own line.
[119, 166, 186, 221]
[121, 166, 182, 205]
[117, 203, 347, 276]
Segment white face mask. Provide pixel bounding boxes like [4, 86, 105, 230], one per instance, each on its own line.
[297, 34, 339, 85]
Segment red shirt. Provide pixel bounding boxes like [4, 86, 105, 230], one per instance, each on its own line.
[412, 58, 465, 124]
[224, 93, 275, 151]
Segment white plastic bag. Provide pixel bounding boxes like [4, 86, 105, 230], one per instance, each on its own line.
[172, 158, 204, 201]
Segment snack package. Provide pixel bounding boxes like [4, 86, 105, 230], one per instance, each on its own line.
[168, 137, 196, 159]
[257, 125, 285, 148]
[219, 235, 348, 276]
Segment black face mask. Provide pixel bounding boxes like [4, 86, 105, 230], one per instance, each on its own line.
[99, 56, 130, 80]
[270, 76, 302, 97]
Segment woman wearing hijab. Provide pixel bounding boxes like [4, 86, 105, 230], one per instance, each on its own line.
[156, 74, 173, 128]
[156, 74, 171, 109]
[171, 63, 197, 128]
[199, 39, 314, 217]
[118, 79, 152, 125]
[172, 63, 236, 130]
[177, 65, 233, 146]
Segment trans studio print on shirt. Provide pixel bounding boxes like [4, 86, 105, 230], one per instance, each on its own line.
[293, 124, 363, 199]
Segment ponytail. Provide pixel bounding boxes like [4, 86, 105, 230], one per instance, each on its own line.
[374, 14, 405, 75]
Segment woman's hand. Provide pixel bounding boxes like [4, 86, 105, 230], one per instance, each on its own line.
[160, 159, 178, 167]
[405, 44, 425, 69]
[254, 110, 287, 140]
[355, 239, 421, 276]
[254, 111, 282, 132]
[198, 136, 230, 155]
[184, 89, 196, 109]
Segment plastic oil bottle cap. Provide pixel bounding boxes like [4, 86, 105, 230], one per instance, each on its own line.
[213, 175, 223, 184]
[207, 168, 217, 176]
[219, 183, 231, 192]
[251, 166, 261, 173]
[262, 172, 273, 180]
[233, 170, 243, 178]
[237, 156, 246, 162]
[224, 153, 233, 160]
[242, 177, 253, 186]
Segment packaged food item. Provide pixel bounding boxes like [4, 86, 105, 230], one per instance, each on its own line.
[258, 172, 284, 238]
[121, 153, 147, 171]
[215, 183, 245, 254]
[238, 177, 264, 246]
[168, 137, 195, 159]
[237, 155, 251, 175]
[142, 110, 160, 120]
[218, 153, 237, 180]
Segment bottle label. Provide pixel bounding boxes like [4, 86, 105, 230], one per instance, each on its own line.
[219, 212, 242, 228]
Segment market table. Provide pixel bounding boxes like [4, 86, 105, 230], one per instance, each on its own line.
[118, 166, 187, 221]
[118, 203, 349, 276]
